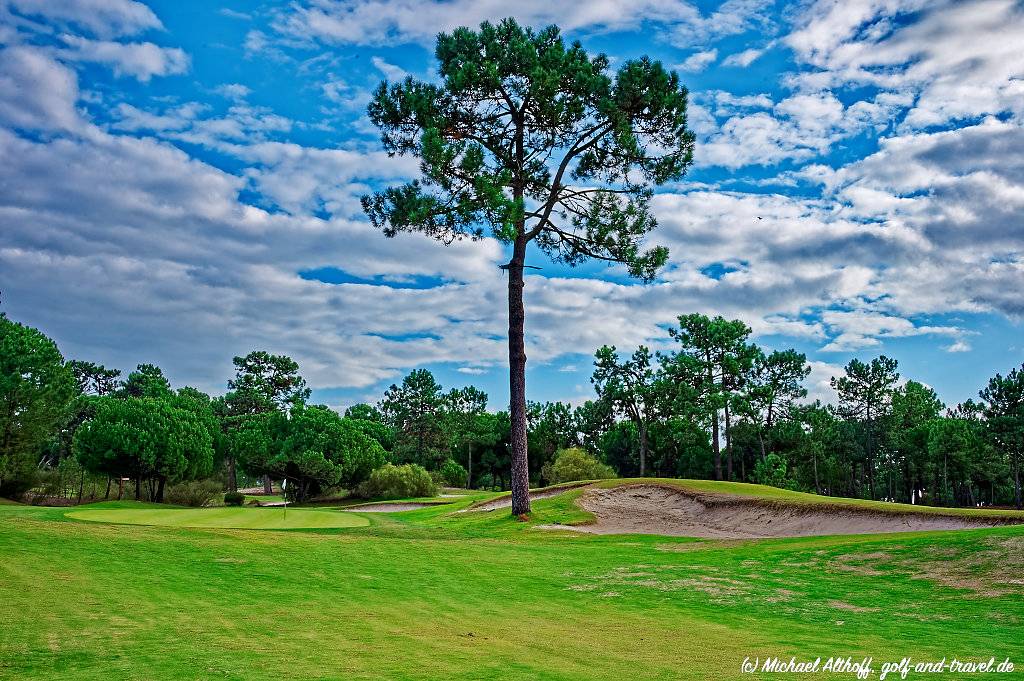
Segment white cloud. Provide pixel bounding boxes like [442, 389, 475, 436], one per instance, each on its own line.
[722, 46, 766, 67]
[786, 0, 1024, 129]
[695, 89, 904, 168]
[370, 56, 408, 81]
[0, 47, 82, 133]
[215, 83, 252, 100]
[4, 0, 163, 38]
[269, 0, 771, 48]
[676, 48, 718, 72]
[819, 310, 961, 352]
[945, 339, 971, 353]
[58, 34, 189, 81]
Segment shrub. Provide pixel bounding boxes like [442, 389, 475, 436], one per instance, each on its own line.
[752, 454, 795, 490]
[541, 448, 616, 485]
[435, 459, 467, 488]
[164, 479, 222, 507]
[356, 463, 437, 500]
[223, 491, 245, 506]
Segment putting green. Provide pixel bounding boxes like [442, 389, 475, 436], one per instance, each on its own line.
[66, 506, 369, 530]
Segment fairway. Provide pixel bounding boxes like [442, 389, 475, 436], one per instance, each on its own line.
[4, 483, 1024, 680]
[66, 505, 370, 530]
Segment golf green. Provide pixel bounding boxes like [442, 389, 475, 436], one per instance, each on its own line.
[66, 506, 370, 530]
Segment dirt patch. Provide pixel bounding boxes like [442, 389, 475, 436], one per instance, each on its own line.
[829, 600, 880, 613]
[544, 484, 1020, 538]
[468, 482, 592, 512]
[346, 502, 444, 512]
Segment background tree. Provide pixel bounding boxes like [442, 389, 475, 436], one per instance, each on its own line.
[886, 380, 943, 503]
[831, 356, 900, 500]
[740, 348, 810, 464]
[362, 18, 694, 514]
[470, 410, 511, 489]
[68, 360, 121, 396]
[224, 351, 310, 492]
[527, 401, 577, 482]
[443, 386, 488, 484]
[120, 363, 172, 399]
[591, 345, 664, 476]
[0, 314, 76, 495]
[275, 405, 387, 502]
[74, 395, 212, 502]
[978, 364, 1024, 509]
[460, 411, 503, 488]
[345, 403, 383, 422]
[379, 369, 447, 468]
[573, 399, 613, 455]
[665, 314, 756, 481]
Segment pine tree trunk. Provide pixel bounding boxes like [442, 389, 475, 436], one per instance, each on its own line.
[262, 474, 272, 495]
[467, 442, 473, 489]
[1014, 453, 1022, 510]
[227, 455, 237, 492]
[724, 401, 733, 481]
[638, 422, 648, 477]
[813, 449, 820, 495]
[508, 238, 531, 516]
[712, 411, 722, 481]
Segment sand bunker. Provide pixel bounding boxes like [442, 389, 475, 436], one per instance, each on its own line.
[346, 502, 443, 512]
[543, 485, 1019, 538]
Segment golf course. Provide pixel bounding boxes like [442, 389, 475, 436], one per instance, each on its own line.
[4, 1, 1024, 679]
[3, 480, 1023, 680]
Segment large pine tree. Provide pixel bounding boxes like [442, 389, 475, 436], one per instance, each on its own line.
[362, 19, 694, 513]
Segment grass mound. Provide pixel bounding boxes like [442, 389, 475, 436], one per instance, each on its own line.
[66, 505, 369, 530]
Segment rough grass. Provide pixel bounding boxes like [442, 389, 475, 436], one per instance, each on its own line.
[1, 480, 1023, 680]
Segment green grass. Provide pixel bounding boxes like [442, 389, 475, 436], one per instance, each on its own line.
[66, 504, 370, 530]
[2, 480, 1023, 680]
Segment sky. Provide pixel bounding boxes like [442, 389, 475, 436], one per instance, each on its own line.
[1, 0, 1022, 412]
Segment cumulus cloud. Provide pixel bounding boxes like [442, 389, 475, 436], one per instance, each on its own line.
[58, 34, 189, 81]
[2, 0, 1021, 406]
[0, 47, 82, 132]
[722, 46, 767, 67]
[676, 48, 718, 72]
[786, 0, 1024, 129]
[694, 89, 906, 168]
[2, 0, 163, 38]
[268, 0, 771, 47]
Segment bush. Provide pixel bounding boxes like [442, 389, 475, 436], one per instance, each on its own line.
[541, 448, 616, 485]
[223, 491, 245, 506]
[356, 463, 437, 500]
[435, 459, 467, 488]
[164, 479, 222, 507]
[752, 454, 795, 490]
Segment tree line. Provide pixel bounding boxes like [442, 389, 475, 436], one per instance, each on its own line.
[2, 310, 1022, 509]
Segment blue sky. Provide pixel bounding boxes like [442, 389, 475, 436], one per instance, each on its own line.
[1, 0, 1022, 411]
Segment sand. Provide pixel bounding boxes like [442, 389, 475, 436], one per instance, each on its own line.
[540, 484, 1019, 538]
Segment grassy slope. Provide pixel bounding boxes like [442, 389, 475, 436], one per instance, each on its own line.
[1, 482, 1023, 680]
